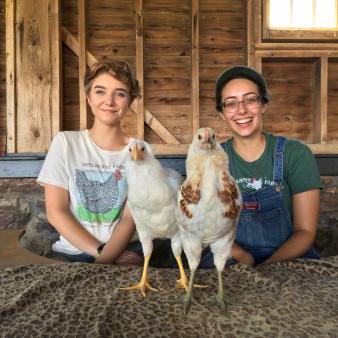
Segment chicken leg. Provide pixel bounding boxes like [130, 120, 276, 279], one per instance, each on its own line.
[216, 270, 228, 314]
[183, 269, 196, 314]
[175, 255, 189, 290]
[120, 255, 158, 297]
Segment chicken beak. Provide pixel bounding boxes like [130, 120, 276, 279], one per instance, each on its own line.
[203, 129, 214, 149]
[131, 145, 144, 161]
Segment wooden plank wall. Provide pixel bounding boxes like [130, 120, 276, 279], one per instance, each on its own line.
[328, 59, 338, 143]
[60, 0, 247, 146]
[262, 58, 315, 142]
[0, 0, 6, 154]
[2, 0, 338, 154]
[14, 1, 60, 152]
[199, 0, 245, 139]
[144, 0, 192, 144]
[87, 0, 137, 135]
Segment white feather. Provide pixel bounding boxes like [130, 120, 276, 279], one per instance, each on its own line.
[126, 140, 184, 257]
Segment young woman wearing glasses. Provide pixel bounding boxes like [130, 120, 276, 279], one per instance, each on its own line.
[213, 66, 322, 267]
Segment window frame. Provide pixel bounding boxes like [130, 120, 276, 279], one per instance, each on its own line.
[262, 0, 338, 41]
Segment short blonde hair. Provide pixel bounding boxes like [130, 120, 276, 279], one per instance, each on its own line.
[84, 60, 140, 104]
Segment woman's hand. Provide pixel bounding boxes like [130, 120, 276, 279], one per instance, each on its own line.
[115, 250, 143, 266]
[237, 250, 255, 267]
[95, 204, 138, 264]
[231, 242, 255, 267]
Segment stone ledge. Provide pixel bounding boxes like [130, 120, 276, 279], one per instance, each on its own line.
[1, 178, 337, 258]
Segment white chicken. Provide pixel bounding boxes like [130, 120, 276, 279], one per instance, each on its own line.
[177, 127, 242, 314]
[121, 139, 188, 296]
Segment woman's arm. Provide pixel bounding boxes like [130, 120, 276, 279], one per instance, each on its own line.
[95, 203, 142, 265]
[261, 189, 320, 265]
[232, 242, 255, 266]
[45, 184, 102, 256]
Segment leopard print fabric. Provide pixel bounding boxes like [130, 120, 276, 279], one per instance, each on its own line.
[1, 257, 338, 337]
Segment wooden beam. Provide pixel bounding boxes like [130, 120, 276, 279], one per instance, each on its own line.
[313, 57, 328, 144]
[62, 27, 96, 66]
[308, 144, 338, 154]
[191, 0, 199, 135]
[256, 50, 338, 58]
[151, 143, 189, 155]
[130, 102, 180, 144]
[15, 0, 54, 152]
[61, 27, 180, 144]
[246, 0, 255, 67]
[255, 56, 262, 73]
[6, 0, 16, 153]
[256, 42, 338, 50]
[255, 0, 262, 43]
[261, 0, 270, 40]
[135, 0, 144, 140]
[49, 0, 62, 136]
[78, 0, 88, 130]
[144, 110, 180, 145]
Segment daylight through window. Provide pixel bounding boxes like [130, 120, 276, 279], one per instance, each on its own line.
[269, 0, 337, 29]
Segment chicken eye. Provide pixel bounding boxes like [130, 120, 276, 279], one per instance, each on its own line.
[198, 135, 202, 140]
[212, 134, 215, 139]
[129, 148, 131, 152]
[141, 147, 145, 151]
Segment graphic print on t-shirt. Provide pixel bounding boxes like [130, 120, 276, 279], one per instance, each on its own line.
[74, 169, 126, 223]
[235, 177, 278, 192]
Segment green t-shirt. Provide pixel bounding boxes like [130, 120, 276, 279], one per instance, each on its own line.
[223, 133, 322, 217]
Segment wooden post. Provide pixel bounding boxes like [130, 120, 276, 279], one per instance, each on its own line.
[246, 0, 255, 67]
[135, 0, 144, 140]
[78, 0, 88, 130]
[255, 0, 262, 43]
[49, 0, 62, 136]
[313, 57, 328, 144]
[255, 56, 262, 73]
[15, 0, 57, 152]
[191, 0, 199, 135]
[6, 0, 16, 153]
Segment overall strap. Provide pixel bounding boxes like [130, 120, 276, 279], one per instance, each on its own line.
[220, 141, 232, 175]
[273, 136, 286, 188]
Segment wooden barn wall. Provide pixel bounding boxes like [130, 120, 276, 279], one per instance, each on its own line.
[262, 58, 314, 142]
[62, 0, 79, 131]
[143, 1, 191, 144]
[2, 0, 338, 154]
[60, 0, 247, 145]
[328, 59, 338, 143]
[0, 0, 5, 154]
[199, 0, 245, 139]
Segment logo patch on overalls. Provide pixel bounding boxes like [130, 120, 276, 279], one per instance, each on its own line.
[242, 202, 260, 211]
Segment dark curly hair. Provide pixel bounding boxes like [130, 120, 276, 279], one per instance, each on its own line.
[84, 60, 141, 104]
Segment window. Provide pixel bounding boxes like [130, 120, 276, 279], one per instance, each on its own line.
[269, 0, 337, 29]
[263, 0, 338, 40]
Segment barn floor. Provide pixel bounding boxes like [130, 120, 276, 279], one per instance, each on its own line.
[0, 230, 58, 267]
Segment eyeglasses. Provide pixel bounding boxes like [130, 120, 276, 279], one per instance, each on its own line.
[222, 94, 262, 113]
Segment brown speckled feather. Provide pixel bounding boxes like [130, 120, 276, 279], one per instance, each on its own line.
[218, 170, 241, 220]
[179, 182, 201, 220]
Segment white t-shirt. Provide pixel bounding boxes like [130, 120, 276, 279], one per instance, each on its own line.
[37, 130, 134, 255]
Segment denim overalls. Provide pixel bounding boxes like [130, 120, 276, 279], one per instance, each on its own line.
[199, 136, 319, 267]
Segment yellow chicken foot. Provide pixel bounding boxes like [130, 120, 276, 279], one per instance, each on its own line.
[120, 255, 158, 297]
[175, 256, 189, 290]
[175, 256, 209, 291]
[183, 269, 196, 314]
[216, 270, 228, 314]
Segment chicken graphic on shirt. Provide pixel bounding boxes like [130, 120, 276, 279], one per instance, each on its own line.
[246, 178, 263, 190]
[75, 169, 123, 214]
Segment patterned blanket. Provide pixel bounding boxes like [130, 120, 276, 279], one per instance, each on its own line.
[1, 256, 338, 337]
